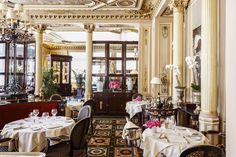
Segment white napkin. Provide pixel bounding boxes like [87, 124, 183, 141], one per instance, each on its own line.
[122, 120, 140, 139]
[45, 125, 62, 129]
[166, 134, 188, 144]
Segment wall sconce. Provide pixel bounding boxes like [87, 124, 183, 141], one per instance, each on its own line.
[162, 26, 168, 38]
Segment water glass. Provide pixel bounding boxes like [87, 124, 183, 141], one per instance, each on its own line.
[32, 109, 39, 117]
[42, 112, 49, 118]
[51, 108, 58, 116]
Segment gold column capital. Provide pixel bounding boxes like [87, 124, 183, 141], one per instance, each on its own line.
[84, 24, 95, 33]
[169, 0, 189, 13]
[36, 24, 47, 34]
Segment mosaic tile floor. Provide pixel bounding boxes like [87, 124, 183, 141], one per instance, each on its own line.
[87, 117, 141, 157]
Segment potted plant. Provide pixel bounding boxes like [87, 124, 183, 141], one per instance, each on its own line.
[191, 83, 201, 104]
[41, 68, 58, 100]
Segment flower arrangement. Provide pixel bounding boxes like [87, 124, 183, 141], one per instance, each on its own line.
[145, 119, 161, 128]
[109, 78, 121, 90]
[165, 64, 181, 86]
[134, 96, 142, 102]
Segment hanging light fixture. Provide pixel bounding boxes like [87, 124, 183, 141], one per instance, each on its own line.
[0, 2, 34, 94]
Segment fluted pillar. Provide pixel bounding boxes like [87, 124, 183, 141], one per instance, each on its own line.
[84, 24, 95, 100]
[170, 0, 188, 103]
[35, 24, 46, 96]
[199, 0, 219, 131]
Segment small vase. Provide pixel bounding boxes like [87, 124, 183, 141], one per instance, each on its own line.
[96, 81, 103, 92]
[127, 78, 133, 91]
[192, 91, 201, 104]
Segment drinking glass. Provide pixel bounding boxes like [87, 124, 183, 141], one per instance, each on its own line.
[51, 108, 58, 116]
[42, 112, 49, 118]
[32, 109, 39, 117]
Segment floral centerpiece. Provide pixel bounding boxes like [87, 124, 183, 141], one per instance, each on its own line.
[109, 78, 121, 91]
[145, 119, 161, 129]
[134, 96, 142, 102]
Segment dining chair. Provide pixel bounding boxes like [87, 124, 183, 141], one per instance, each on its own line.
[76, 105, 91, 121]
[46, 117, 91, 157]
[179, 145, 225, 157]
[50, 94, 63, 101]
[0, 135, 17, 152]
[50, 93, 66, 116]
[82, 99, 95, 133]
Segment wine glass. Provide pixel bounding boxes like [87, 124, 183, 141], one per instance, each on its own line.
[32, 109, 39, 117]
[51, 109, 58, 117]
[42, 112, 49, 117]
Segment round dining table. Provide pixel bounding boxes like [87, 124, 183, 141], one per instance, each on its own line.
[140, 126, 208, 157]
[1, 116, 75, 152]
[125, 100, 148, 119]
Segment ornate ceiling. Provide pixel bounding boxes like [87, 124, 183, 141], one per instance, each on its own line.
[4, 0, 165, 22]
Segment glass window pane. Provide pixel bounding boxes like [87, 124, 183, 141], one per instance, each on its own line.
[126, 44, 138, 58]
[16, 60, 24, 73]
[93, 44, 105, 57]
[27, 43, 35, 58]
[9, 44, 24, 57]
[62, 62, 69, 84]
[126, 60, 138, 74]
[0, 43, 5, 57]
[109, 44, 122, 57]
[16, 44, 24, 57]
[27, 59, 35, 74]
[53, 61, 60, 84]
[0, 59, 5, 73]
[92, 59, 106, 74]
[0, 75, 4, 86]
[109, 60, 122, 74]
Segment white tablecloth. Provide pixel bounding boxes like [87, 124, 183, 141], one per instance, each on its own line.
[141, 126, 208, 157]
[125, 101, 148, 119]
[65, 101, 83, 117]
[1, 116, 75, 152]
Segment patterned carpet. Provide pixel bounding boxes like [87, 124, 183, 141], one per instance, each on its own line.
[87, 117, 141, 157]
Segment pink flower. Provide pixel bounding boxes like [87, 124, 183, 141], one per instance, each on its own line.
[134, 96, 142, 102]
[109, 79, 121, 90]
[145, 120, 161, 128]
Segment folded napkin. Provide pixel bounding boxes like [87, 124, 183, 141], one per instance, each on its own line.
[31, 126, 41, 131]
[166, 135, 188, 144]
[122, 120, 141, 139]
[45, 125, 62, 129]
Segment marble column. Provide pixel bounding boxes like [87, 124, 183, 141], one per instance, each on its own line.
[170, 0, 188, 103]
[199, 0, 219, 131]
[35, 24, 46, 96]
[84, 24, 95, 100]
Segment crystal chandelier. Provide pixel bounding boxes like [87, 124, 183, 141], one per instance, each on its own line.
[0, 3, 33, 94]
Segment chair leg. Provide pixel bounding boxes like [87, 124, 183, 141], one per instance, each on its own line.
[90, 117, 94, 134]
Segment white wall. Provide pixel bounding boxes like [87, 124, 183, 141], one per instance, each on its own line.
[226, 0, 236, 156]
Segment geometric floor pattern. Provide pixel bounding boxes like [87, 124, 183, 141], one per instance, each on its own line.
[87, 117, 141, 157]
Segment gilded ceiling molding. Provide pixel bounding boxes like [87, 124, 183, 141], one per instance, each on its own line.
[43, 42, 138, 50]
[169, 0, 189, 12]
[43, 43, 85, 50]
[30, 13, 151, 21]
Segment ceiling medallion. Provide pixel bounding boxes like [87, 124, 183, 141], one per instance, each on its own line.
[116, 0, 135, 7]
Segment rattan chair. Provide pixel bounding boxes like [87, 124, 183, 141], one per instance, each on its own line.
[46, 117, 91, 157]
[180, 145, 225, 157]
